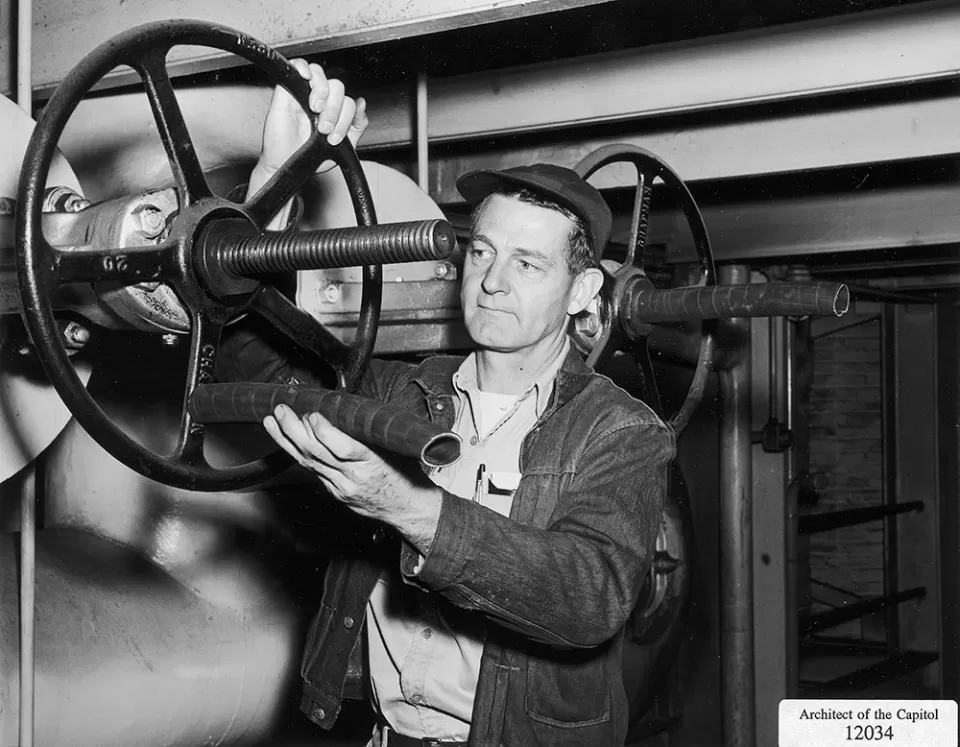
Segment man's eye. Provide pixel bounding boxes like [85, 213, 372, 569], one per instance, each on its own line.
[469, 246, 490, 262]
[518, 259, 540, 272]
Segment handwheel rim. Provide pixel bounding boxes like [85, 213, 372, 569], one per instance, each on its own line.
[16, 20, 381, 491]
[574, 144, 716, 434]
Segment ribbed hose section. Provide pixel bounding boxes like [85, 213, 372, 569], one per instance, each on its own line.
[219, 219, 456, 276]
[189, 383, 461, 468]
[626, 281, 849, 329]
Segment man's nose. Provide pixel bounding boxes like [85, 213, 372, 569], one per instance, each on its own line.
[480, 259, 510, 295]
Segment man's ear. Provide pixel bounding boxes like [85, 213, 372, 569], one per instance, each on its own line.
[567, 267, 605, 316]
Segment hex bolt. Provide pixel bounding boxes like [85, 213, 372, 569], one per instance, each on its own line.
[61, 321, 91, 349]
[321, 284, 341, 304]
[139, 207, 166, 239]
[434, 261, 457, 280]
[580, 313, 601, 337]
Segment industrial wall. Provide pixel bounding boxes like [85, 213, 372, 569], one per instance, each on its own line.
[808, 319, 885, 630]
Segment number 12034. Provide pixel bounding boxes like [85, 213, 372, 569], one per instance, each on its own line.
[846, 724, 894, 741]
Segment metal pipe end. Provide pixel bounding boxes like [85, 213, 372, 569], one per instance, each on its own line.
[432, 220, 458, 259]
[421, 432, 462, 469]
[832, 284, 851, 317]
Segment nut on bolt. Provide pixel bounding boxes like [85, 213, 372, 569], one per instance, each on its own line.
[61, 321, 91, 349]
[321, 284, 341, 304]
[139, 207, 166, 239]
[434, 261, 457, 280]
[579, 313, 601, 338]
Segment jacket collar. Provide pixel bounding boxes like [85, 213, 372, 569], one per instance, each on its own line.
[414, 344, 593, 413]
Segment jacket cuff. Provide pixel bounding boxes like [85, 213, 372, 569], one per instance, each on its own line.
[400, 490, 476, 590]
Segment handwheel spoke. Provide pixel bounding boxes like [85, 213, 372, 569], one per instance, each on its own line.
[668, 329, 714, 435]
[244, 131, 331, 228]
[53, 240, 179, 286]
[135, 49, 211, 204]
[174, 311, 224, 465]
[631, 338, 665, 419]
[253, 285, 350, 374]
[625, 170, 653, 268]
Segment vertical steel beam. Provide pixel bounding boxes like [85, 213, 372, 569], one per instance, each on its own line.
[881, 305, 901, 653]
[784, 318, 801, 698]
[16, 1, 37, 745]
[936, 304, 960, 700]
[750, 311, 789, 747]
[718, 264, 756, 747]
[890, 305, 941, 674]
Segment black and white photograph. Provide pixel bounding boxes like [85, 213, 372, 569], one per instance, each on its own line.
[0, 1, 957, 745]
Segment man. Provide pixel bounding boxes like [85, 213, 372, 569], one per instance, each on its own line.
[247, 60, 675, 747]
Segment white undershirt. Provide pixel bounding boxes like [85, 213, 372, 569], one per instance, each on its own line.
[471, 390, 520, 439]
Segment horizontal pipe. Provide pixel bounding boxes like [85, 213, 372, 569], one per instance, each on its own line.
[626, 281, 849, 329]
[189, 383, 461, 468]
[800, 587, 927, 635]
[215, 219, 457, 276]
[799, 500, 925, 535]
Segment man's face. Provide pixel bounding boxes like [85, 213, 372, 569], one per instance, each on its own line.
[461, 193, 598, 356]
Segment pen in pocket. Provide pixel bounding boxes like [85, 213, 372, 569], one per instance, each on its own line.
[473, 464, 486, 503]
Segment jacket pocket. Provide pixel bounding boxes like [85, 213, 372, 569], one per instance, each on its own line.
[300, 602, 335, 680]
[524, 650, 611, 728]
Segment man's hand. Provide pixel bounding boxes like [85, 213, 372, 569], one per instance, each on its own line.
[248, 59, 368, 229]
[256, 58, 368, 176]
[263, 404, 442, 555]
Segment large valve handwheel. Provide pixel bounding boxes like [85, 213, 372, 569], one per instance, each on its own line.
[574, 144, 716, 434]
[16, 20, 382, 491]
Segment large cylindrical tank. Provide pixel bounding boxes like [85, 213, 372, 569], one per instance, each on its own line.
[0, 391, 307, 747]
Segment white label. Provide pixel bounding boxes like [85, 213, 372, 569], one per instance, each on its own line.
[779, 700, 957, 747]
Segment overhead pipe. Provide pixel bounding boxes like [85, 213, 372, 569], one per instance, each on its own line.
[16, 0, 36, 745]
[717, 264, 756, 747]
[626, 281, 849, 327]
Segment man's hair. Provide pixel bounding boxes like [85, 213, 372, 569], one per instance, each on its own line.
[469, 187, 596, 275]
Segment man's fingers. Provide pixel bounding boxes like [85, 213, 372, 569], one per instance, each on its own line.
[304, 411, 369, 462]
[306, 62, 331, 113]
[328, 97, 357, 146]
[267, 58, 311, 113]
[266, 405, 333, 466]
[263, 413, 310, 466]
[352, 97, 369, 137]
[318, 78, 345, 137]
[291, 58, 311, 79]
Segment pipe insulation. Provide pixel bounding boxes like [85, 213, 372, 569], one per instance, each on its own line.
[189, 383, 462, 468]
[627, 281, 849, 327]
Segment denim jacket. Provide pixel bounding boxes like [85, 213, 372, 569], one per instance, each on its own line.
[295, 348, 675, 747]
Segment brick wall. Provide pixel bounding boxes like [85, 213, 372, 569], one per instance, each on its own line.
[806, 317, 885, 635]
